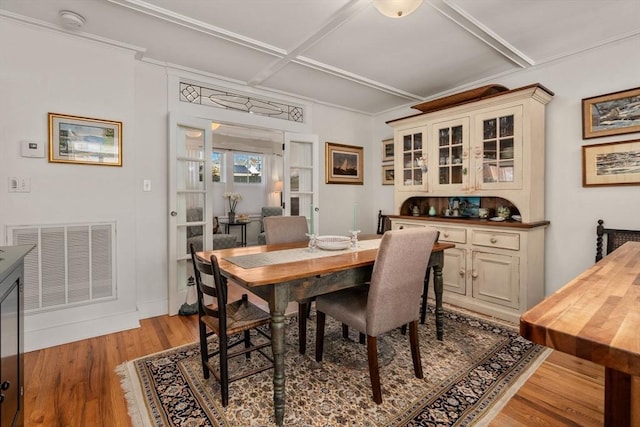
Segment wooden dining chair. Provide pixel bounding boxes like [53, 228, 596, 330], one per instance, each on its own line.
[262, 215, 313, 353]
[595, 219, 640, 262]
[314, 227, 439, 404]
[189, 244, 273, 407]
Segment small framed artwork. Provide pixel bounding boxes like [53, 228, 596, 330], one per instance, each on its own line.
[382, 164, 394, 185]
[582, 87, 640, 139]
[325, 142, 363, 185]
[582, 139, 640, 187]
[381, 138, 394, 162]
[48, 113, 122, 166]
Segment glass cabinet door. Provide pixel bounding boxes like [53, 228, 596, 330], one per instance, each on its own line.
[431, 117, 469, 191]
[476, 106, 522, 190]
[396, 128, 425, 190]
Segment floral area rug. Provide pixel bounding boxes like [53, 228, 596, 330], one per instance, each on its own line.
[116, 306, 549, 426]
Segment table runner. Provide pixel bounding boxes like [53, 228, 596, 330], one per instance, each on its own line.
[223, 238, 381, 269]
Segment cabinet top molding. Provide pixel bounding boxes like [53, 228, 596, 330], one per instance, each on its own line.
[387, 83, 554, 125]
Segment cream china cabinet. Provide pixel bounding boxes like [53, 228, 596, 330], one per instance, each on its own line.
[387, 84, 553, 322]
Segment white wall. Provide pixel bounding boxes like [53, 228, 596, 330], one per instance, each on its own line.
[0, 19, 140, 350]
[374, 35, 640, 295]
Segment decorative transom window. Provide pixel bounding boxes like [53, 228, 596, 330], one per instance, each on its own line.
[180, 81, 304, 123]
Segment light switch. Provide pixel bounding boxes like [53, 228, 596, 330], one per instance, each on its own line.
[8, 177, 30, 192]
[143, 179, 152, 192]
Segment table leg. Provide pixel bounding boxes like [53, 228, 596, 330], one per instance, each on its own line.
[604, 367, 631, 426]
[431, 252, 444, 341]
[269, 286, 289, 427]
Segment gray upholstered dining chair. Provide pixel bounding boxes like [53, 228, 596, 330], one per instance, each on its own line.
[263, 216, 309, 244]
[258, 206, 284, 245]
[262, 215, 312, 353]
[314, 227, 439, 404]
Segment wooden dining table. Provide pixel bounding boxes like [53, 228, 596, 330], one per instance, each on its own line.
[197, 235, 454, 427]
[520, 241, 640, 427]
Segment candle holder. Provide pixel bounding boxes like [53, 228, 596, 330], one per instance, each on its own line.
[305, 233, 317, 252]
[349, 229, 361, 248]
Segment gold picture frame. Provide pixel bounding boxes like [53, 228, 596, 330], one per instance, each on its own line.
[382, 165, 394, 185]
[381, 138, 394, 162]
[48, 113, 122, 166]
[582, 139, 640, 187]
[325, 142, 363, 185]
[582, 87, 640, 139]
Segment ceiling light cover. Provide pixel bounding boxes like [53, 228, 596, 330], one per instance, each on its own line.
[373, 0, 423, 18]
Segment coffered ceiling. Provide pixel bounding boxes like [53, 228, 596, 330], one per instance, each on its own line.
[2, 0, 639, 114]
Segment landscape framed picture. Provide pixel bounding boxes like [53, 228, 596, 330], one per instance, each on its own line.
[325, 142, 363, 185]
[581, 87, 640, 139]
[382, 165, 394, 185]
[582, 139, 640, 187]
[381, 138, 394, 162]
[48, 112, 122, 166]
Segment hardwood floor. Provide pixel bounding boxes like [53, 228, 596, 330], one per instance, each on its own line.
[24, 309, 606, 426]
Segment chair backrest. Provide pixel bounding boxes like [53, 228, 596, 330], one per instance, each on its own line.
[596, 219, 640, 262]
[377, 210, 391, 234]
[261, 206, 283, 232]
[366, 227, 439, 336]
[263, 216, 309, 244]
[189, 244, 227, 331]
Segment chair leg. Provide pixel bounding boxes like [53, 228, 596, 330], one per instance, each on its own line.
[359, 333, 365, 344]
[315, 311, 326, 362]
[400, 324, 407, 335]
[342, 323, 349, 339]
[421, 267, 432, 324]
[409, 320, 423, 379]
[199, 320, 210, 379]
[244, 329, 251, 359]
[299, 302, 308, 354]
[219, 335, 229, 407]
[367, 335, 382, 404]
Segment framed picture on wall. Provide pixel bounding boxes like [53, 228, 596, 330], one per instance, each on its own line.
[325, 142, 363, 185]
[381, 138, 394, 162]
[48, 112, 122, 166]
[382, 164, 394, 185]
[582, 139, 640, 187]
[582, 87, 640, 139]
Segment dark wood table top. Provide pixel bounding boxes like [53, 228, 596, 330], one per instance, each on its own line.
[520, 241, 640, 376]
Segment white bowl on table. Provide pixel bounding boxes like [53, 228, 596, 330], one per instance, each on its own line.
[315, 235, 351, 250]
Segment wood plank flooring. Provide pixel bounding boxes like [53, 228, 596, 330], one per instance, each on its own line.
[24, 307, 607, 426]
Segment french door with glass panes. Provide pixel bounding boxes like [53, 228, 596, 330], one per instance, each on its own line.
[283, 133, 319, 235]
[167, 114, 213, 315]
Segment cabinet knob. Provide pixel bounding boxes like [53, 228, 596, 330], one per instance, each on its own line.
[443, 232, 449, 238]
[472, 271, 479, 279]
[399, 226, 404, 229]
[0, 381, 9, 391]
[459, 269, 465, 277]
[490, 237, 498, 244]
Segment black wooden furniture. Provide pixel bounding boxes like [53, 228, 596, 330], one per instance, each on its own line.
[596, 219, 640, 262]
[0, 245, 34, 427]
[189, 244, 272, 406]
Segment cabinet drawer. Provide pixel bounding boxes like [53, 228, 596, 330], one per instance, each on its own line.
[433, 226, 466, 244]
[471, 230, 520, 250]
[393, 221, 427, 230]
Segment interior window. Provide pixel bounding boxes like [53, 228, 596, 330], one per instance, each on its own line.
[233, 153, 263, 184]
[212, 151, 223, 182]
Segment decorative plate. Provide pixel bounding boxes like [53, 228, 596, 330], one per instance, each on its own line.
[489, 217, 506, 222]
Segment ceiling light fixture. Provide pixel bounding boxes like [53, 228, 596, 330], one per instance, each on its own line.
[373, 0, 423, 18]
[59, 10, 86, 30]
